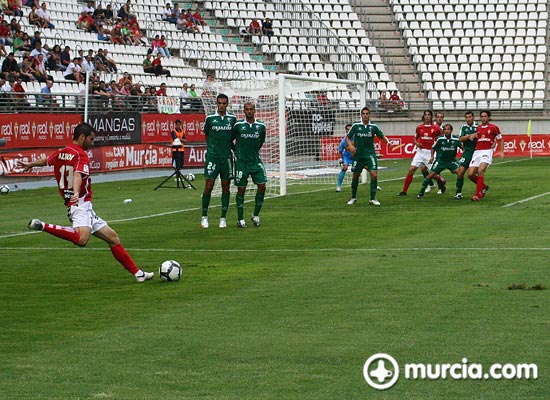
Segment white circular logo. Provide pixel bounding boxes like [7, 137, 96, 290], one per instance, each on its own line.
[363, 353, 400, 390]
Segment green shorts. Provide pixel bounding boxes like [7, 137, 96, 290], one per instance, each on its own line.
[431, 160, 459, 174]
[351, 154, 378, 173]
[234, 159, 267, 187]
[204, 153, 233, 181]
[458, 152, 474, 169]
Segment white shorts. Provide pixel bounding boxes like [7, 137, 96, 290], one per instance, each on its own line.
[411, 148, 432, 168]
[469, 149, 494, 168]
[68, 202, 108, 234]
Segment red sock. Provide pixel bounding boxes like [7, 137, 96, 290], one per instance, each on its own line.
[44, 224, 80, 245]
[402, 173, 414, 193]
[470, 175, 478, 184]
[475, 176, 485, 197]
[110, 244, 140, 275]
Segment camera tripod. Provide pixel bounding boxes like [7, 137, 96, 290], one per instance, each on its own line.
[154, 168, 196, 190]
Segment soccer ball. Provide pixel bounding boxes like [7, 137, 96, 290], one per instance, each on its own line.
[159, 260, 182, 282]
[0, 185, 9, 195]
[187, 173, 195, 181]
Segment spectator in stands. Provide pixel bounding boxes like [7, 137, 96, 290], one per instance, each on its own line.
[13, 31, 30, 55]
[92, 80, 112, 108]
[156, 82, 167, 96]
[142, 86, 157, 111]
[378, 91, 389, 111]
[176, 13, 189, 32]
[389, 90, 403, 112]
[9, 17, 21, 35]
[128, 16, 145, 45]
[151, 53, 171, 77]
[33, 53, 52, 82]
[46, 44, 65, 71]
[29, 4, 46, 28]
[12, 76, 30, 110]
[82, 54, 95, 73]
[262, 18, 274, 37]
[104, 4, 114, 25]
[151, 35, 171, 58]
[59, 45, 71, 69]
[117, 0, 135, 20]
[102, 49, 117, 72]
[248, 18, 261, 35]
[19, 57, 37, 82]
[1, 76, 14, 96]
[81, 0, 94, 14]
[120, 80, 133, 97]
[107, 79, 121, 96]
[0, 20, 13, 46]
[35, 2, 55, 29]
[64, 57, 84, 84]
[38, 79, 58, 108]
[76, 11, 95, 32]
[162, 3, 176, 23]
[97, 25, 110, 42]
[142, 52, 155, 74]
[189, 83, 198, 97]
[93, 48, 108, 72]
[2, 53, 19, 80]
[29, 41, 48, 59]
[179, 82, 191, 99]
[30, 31, 42, 49]
[118, 71, 132, 86]
[192, 7, 206, 26]
[6, 0, 23, 17]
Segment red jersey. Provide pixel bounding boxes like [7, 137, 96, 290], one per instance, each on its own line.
[475, 123, 502, 151]
[415, 123, 442, 150]
[47, 143, 92, 206]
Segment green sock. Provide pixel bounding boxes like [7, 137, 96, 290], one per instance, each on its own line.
[351, 178, 359, 198]
[370, 179, 377, 200]
[221, 192, 230, 218]
[420, 178, 429, 194]
[236, 193, 244, 220]
[201, 194, 211, 216]
[456, 177, 464, 193]
[254, 192, 265, 216]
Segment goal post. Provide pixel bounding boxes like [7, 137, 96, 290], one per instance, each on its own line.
[201, 75, 374, 197]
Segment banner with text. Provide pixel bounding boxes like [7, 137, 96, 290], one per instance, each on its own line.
[141, 113, 204, 144]
[87, 112, 142, 145]
[0, 114, 82, 149]
[320, 134, 550, 160]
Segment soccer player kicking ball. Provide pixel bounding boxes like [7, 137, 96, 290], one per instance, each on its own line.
[233, 102, 266, 227]
[417, 123, 462, 198]
[201, 93, 238, 228]
[467, 110, 504, 202]
[17, 123, 154, 282]
[346, 106, 390, 206]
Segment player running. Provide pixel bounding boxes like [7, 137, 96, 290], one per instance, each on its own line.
[417, 123, 462, 198]
[201, 93, 238, 228]
[232, 102, 267, 228]
[397, 110, 446, 196]
[346, 106, 390, 206]
[454, 111, 478, 200]
[468, 110, 504, 202]
[17, 122, 154, 282]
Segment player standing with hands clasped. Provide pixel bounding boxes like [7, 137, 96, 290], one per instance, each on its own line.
[17, 123, 154, 282]
[346, 106, 390, 206]
[201, 93, 237, 228]
[233, 102, 267, 227]
[467, 110, 504, 202]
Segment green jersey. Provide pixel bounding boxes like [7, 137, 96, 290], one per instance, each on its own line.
[459, 123, 478, 155]
[233, 119, 266, 163]
[347, 121, 385, 157]
[432, 134, 462, 162]
[203, 112, 237, 158]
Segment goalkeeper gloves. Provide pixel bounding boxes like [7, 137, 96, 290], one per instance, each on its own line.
[338, 158, 343, 167]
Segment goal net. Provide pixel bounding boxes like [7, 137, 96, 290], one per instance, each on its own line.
[201, 74, 374, 197]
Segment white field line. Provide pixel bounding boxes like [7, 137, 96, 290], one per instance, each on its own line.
[502, 192, 550, 208]
[2, 247, 550, 253]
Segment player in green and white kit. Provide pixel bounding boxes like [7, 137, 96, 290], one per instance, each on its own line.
[346, 107, 390, 206]
[233, 102, 267, 228]
[417, 123, 462, 198]
[454, 111, 478, 200]
[201, 93, 238, 228]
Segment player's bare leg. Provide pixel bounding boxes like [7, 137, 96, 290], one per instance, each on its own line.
[201, 178, 215, 228]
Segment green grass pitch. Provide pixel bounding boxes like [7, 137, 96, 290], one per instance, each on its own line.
[0, 157, 549, 399]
